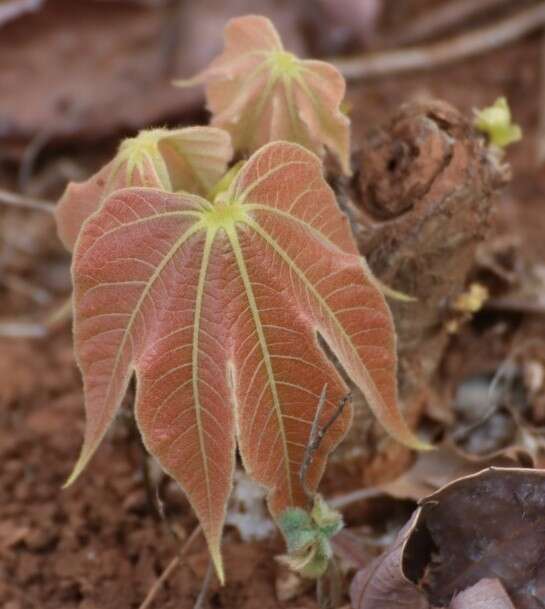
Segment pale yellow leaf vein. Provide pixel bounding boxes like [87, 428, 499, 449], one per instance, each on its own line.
[90, 220, 204, 431]
[226, 225, 293, 505]
[246, 219, 382, 411]
[190, 228, 216, 523]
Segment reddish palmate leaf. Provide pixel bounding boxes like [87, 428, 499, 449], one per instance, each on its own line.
[67, 141, 423, 581]
[55, 126, 232, 250]
[176, 15, 351, 175]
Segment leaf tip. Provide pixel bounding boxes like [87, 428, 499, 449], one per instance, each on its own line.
[404, 433, 435, 452]
[210, 545, 226, 585]
[383, 413, 434, 452]
[172, 74, 206, 89]
[62, 436, 101, 489]
[62, 452, 89, 489]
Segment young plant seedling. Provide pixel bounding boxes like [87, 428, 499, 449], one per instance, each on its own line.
[176, 15, 351, 175]
[57, 14, 426, 586]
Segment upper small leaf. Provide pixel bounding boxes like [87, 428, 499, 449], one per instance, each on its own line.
[67, 141, 421, 582]
[176, 15, 351, 175]
[55, 126, 232, 250]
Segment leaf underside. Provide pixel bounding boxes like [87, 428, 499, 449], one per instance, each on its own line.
[177, 15, 351, 175]
[55, 126, 232, 251]
[68, 141, 419, 581]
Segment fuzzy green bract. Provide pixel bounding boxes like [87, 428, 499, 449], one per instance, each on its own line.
[279, 495, 343, 578]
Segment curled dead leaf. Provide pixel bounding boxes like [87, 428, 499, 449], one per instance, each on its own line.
[351, 468, 545, 609]
[450, 578, 515, 609]
[349, 511, 429, 609]
[420, 467, 545, 608]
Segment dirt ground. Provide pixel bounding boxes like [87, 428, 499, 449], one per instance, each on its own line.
[1, 1, 545, 608]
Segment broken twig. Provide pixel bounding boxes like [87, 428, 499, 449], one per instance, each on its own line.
[300, 386, 351, 499]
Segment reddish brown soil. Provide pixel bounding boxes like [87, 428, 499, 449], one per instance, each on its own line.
[0, 334, 320, 609]
[1, 2, 545, 608]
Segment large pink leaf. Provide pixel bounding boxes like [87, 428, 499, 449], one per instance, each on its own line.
[176, 15, 351, 175]
[68, 141, 422, 581]
[55, 126, 232, 250]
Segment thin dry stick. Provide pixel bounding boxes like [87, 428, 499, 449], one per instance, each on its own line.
[137, 524, 202, 609]
[193, 560, 214, 609]
[0, 321, 48, 338]
[0, 296, 72, 340]
[0, 188, 55, 213]
[392, 0, 515, 46]
[537, 29, 545, 165]
[449, 337, 545, 442]
[44, 296, 72, 329]
[300, 385, 351, 500]
[328, 487, 383, 510]
[1, 274, 51, 305]
[315, 394, 351, 451]
[300, 383, 328, 497]
[18, 128, 53, 192]
[333, 2, 545, 80]
[316, 556, 343, 609]
[449, 355, 518, 442]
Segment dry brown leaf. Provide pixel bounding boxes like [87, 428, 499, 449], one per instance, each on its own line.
[379, 442, 530, 501]
[450, 578, 515, 609]
[349, 511, 429, 609]
[350, 468, 545, 609]
[420, 468, 545, 609]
